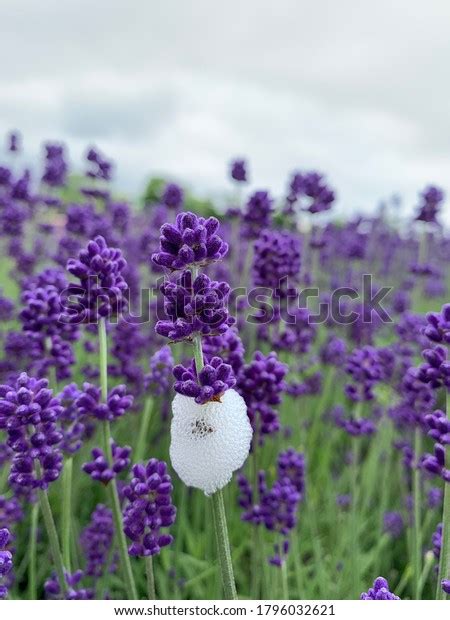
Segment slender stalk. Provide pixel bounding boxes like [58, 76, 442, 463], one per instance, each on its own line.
[38, 486, 67, 594]
[135, 397, 154, 464]
[413, 427, 422, 599]
[211, 489, 237, 599]
[98, 318, 138, 600]
[281, 558, 289, 600]
[62, 456, 73, 572]
[28, 502, 39, 600]
[350, 437, 360, 598]
[193, 333, 204, 372]
[145, 555, 156, 599]
[436, 391, 450, 600]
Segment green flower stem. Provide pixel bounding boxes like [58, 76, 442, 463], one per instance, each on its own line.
[349, 402, 362, 598]
[413, 427, 422, 599]
[28, 501, 39, 600]
[62, 456, 73, 572]
[350, 437, 360, 597]
[145, 555, 156, 599]
[136, 397, 154, 463]
[281, 555, 289, 600]
[211, 488, 238, 600]
[436, 391, 450, 600]
[38, 485, 67, 594]
[99, 318, 138, 600]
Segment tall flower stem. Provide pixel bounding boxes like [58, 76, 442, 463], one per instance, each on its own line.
[413, 427, 422, 599]
[38, 485, 67, 594]
[28, 501, 39, 600]
[436, 391, 450, 600]
[193, 329, 238, 600]
[350, 437, 360, 597]
[98, 318, 138, 600]
[135, 397, 154, 463]
[211, 487, 238, 600]
[145, 556, 156, 599]
[349, 401, 362, 598]
[62, 456, 73, 571]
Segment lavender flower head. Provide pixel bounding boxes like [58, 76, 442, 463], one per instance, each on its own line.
[162, 183, 184, 209]
[360, 576, 400, 600]
[0, 528, 13, 599]
[82, 442, 131, 485]
[155, 271, 235, 342]
[152, 212, 228, 270]
[45, 569, 94, 600]
[424, 303, 450, 344]
[80, 505, 114, 578]
[237, 351, 287, 437]
[122, 458, 176, 557]
[241, 191, 273, 240]
[415, 185, 444, 224]
[230, 159, 247, 183]
[65, 235, 128, 323]
[76, 383, 133, 422]
[173, 357, 236, 404]
[252, 229, 301, 293]
[145, 345, 174, 397]
[0, 373, 63, 489]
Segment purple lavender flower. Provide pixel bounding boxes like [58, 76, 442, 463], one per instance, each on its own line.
[416, 345, 450, 390]
[202, 328, 245, 376]
[442, 580, 450, 594]
[145, 345, 174, 396]
[333, 405, 376, 437]
[65, 235, 128, 323]
[80, 505, 114, 577]
[415, 185, 444, 224]
[86, 147, 113, 181]
[238, 450, 305, 567]
[360, 576, 400, 600]
[320, 336, 347, 366]
[173, 356, 236, 404]
[230, 159, 247, 183]
[155, 271, 235, 342]
[432, 523, 442, 561]
[252, 229, 301, 294]
[41, 142, 67, 187]
[421, 443, 450, 483]
[162, 183, 184, 209]
[7, 131, 20, 153]
[428, 487, 443, 509]
[344, 346, 384, 402]
[76, 383, 133, 422]
[83, 442, 131, 485]
[45, 569, 94, 600]
[122, 458, 176, 557]
[383, 512, 404, 538]
[0, 496, 23, 528]
[237, 351, 287, 437]
[0, 373, 63, 489]
[288, 171, 335, 214]
[152, 212, 228, 271]
[0, 528, 13, 600]
[424, 304, 450, 344]
[241, 191, 273, 240]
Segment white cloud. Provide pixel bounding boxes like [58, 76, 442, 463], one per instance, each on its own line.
[0, 0, 449, 218]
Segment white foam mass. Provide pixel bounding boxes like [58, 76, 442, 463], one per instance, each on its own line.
[170, 389, 253, 495]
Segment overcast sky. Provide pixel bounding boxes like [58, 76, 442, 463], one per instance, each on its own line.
[1, 0, 449, 217]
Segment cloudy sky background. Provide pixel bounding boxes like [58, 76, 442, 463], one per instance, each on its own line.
[1, 0, 449, 217]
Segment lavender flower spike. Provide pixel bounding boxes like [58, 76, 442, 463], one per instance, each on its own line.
[361, 576, 400, 600]
[152, 211, 228, 270]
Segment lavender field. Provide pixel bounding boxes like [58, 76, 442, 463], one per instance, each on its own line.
[0, 133, 448, 602]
